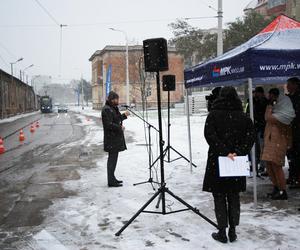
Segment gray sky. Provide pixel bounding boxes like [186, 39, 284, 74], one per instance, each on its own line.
[0, 0, 250, 83]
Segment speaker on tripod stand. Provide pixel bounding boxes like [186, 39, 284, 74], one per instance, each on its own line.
[115, 38, 218, 236]
[161, 74, 196, 166]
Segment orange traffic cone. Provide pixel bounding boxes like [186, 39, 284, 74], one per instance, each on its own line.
[19, 130, 25, 142]
[35, 121, 40, 128]
[0, 137, 5, 154]
[30, 124, 35, 133]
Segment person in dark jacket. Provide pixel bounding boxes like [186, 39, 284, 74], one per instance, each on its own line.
[101, 91, 129, 187]
[246, 87, 268, 174]
[203, 87, 255, 243]
[206, 87, 222, 112]
[286, 77, 300, 188]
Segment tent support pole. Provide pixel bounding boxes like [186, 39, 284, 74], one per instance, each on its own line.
[185, 88, 193, 172]
[248, 78, 258, 208]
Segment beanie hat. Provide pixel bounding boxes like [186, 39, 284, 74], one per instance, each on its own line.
[107, 91, 119, 102]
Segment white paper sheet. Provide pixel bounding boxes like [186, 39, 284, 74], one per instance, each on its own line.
[218, 156, 250, 177]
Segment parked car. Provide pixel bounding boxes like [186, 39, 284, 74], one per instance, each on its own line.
[58, 104, 68, 113]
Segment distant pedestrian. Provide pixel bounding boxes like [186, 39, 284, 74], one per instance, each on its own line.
[101, 91, 130, 187]
[203, 87, 255, 243]
[261, 88, 295, 200]
[286, 77, 300, 188]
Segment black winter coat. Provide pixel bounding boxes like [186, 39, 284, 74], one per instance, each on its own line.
[101, 101, 127, 152]
[246, 97, 268, 135]
[203, 98, 255, 193]
[288, 90, 300, 141]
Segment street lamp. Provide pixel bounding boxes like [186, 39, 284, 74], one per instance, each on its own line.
[23, 64, 34, 83]
[10, 57, 23, 77]
[10, 57, 23, 113]
[109, 27, 130, 106]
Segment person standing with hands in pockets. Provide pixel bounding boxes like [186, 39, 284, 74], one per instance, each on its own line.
[203, 87, 255, 244]
[102, 91, 130, 187]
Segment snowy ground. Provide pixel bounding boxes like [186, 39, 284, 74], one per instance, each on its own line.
[0, 111, 40, 124]
[31, 106, 300, 250]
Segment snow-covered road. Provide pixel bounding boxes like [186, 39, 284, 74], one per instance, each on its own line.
[28, 106, 300, 250]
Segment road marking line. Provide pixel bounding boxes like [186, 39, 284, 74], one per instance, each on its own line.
[34, 229, 69, 250]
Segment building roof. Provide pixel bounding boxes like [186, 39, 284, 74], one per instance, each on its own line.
[89, 45, 177, 61]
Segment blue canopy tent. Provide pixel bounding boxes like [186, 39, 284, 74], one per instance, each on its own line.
[184, 15, 300, 207]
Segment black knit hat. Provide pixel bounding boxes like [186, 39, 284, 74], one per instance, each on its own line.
[107, 91, 119, 101]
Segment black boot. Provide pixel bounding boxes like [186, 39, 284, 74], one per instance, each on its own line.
[271, 190, 288, 200]
[228, 227, 237, 242]
[267, 186, 279, 198]
[108, 182, 123, 187]
[212, 229, 228, 243]
[116, 179, 123, 184]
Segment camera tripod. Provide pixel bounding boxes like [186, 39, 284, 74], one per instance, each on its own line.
[115, 71, 218, 236]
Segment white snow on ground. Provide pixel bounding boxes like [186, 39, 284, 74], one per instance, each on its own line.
[0, 111, 40, 124]
[36, 107, 300, 249]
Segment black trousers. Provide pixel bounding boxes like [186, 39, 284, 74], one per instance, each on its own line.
[107, 152, 119, 184]
[212, 192, 240, 229]
[287, 143, 300, 181]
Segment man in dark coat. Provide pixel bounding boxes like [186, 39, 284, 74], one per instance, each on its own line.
[101, 91, 129, 187]
[203, 87, 255, 243]
[287, 77, 300, 188]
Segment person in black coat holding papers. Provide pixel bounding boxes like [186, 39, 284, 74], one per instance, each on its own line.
[203, 87, 255, 243]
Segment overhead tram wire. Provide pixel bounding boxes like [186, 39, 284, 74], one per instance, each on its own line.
[0, 16, 217, 29]
[33, 0, 67, 76]
[33, 0, 60, 26]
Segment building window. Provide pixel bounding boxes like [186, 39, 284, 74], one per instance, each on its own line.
[268, 0, 286, 9]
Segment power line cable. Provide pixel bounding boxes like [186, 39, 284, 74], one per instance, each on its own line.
[0, 54, 9, 68]
[33, 0, 60, 26]
[0, 16, 217, 29]
[0, 42, 17, 59]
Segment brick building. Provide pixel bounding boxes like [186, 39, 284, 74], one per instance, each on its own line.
[244, 0, 300, 19]
[89, 45, 184, 110]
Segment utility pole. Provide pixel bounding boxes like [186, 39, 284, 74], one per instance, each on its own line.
[10, 58, 23, 112]
[102, 63, 106, 107]
[81, 77, 84, 109]
[59, 24, 67, 77]
[217, 0, 223, 56]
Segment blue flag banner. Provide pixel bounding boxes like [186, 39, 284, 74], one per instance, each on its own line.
[106, 64, 112, 97]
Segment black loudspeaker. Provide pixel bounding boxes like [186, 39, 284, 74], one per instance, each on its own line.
[162, 75, 176, 91]
[143, 38, 169, 72]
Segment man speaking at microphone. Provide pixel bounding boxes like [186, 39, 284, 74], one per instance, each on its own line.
[101, 91, 130, 187]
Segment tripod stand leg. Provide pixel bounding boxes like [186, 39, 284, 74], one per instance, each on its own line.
[155, 193, 162, 208]
[169, 146, 197, 168]
[165, 188, 219, 229]
[115, 188, 162, 236]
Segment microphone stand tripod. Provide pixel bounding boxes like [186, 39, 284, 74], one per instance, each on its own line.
[124, 106, 160, 190]
[115, 71, 218, 237]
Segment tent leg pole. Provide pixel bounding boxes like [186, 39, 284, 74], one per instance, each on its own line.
[248, 78, 257, 208]
[185, 89, 193, 172]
